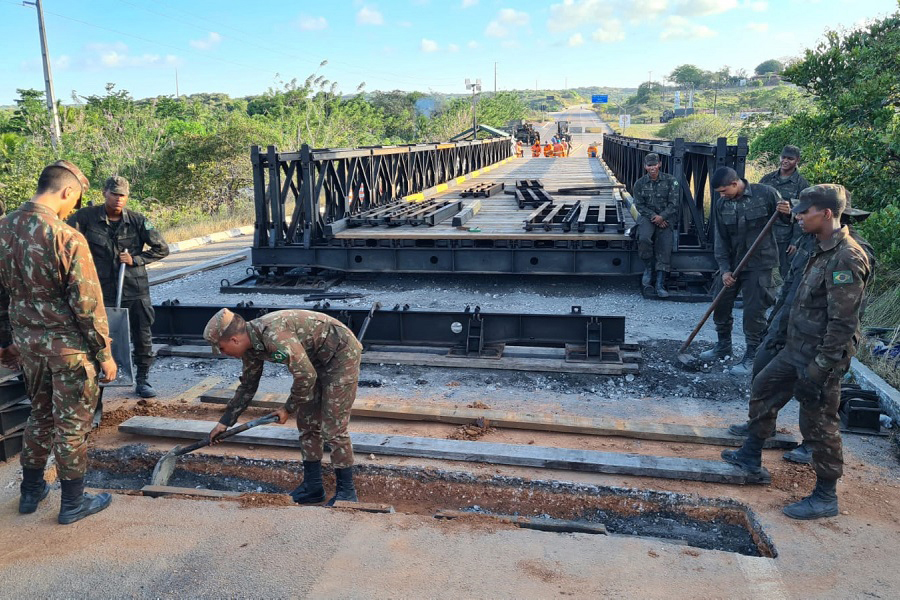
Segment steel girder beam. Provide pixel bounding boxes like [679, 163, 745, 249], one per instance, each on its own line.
[251, 139, 512, 253]
[602, 134, 748, 249]
[151, 303, 627, 353]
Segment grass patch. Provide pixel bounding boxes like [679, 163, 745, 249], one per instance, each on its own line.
[142, 197, 255, 244]
[622, 124, 664, 139]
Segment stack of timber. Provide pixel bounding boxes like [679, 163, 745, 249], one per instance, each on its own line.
[459, 182, 504, 198]
[346, 199, 462, 228]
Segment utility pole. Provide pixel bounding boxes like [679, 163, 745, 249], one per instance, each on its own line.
[25, 0, 62, 151]
[175, 68, 180, 98]
[465, 78, 482, 140]
[494, 62, 497, 93]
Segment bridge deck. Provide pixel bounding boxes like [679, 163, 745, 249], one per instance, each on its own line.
[334, 156, 634, 241]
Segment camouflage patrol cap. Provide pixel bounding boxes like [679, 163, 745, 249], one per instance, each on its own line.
[203, 308, 236, 353]
[792, 184, 847, 216]
[840, 192, 872, 223]
[104, 175, 130, 195]
[643, 153, 660, 166]
[781, 145, 801, 159]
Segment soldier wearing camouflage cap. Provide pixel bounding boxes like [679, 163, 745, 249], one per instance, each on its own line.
[0, 160, 117, 524]
[632, 152, 679, 298]
[723, 184, 871, 520]
[759, 145, 811, 279]
[204, 308, 363, 506]
[68, 175, 169, 400]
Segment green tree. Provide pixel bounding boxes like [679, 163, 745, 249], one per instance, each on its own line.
[754, 59, 784, 75]
[668, 64, 711, 89]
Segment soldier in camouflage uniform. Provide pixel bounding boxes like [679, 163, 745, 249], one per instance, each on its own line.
[632, 153, 679, 298]
[68, 175, 169, 399]
[700, 167, 791, 375]
[722, 184, 870, 520]
[759, 145, 811, 279]
[0, 160, 116, 524]
[728, 203, 875, 464]
[204, 308, 363, 506]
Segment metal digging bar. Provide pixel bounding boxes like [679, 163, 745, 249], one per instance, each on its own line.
[151, 302, 626, 362]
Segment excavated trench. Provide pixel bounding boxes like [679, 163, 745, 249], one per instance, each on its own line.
[86, 445, 776, 557]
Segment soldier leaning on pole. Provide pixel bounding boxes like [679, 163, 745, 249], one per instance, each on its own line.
[68, 175, 169, 399]
[0, 160, 116, 524]
[203, 308, 363, 506]
[632, 152, 679, 298]
[759, 145, 811, 279]
[722, 184, 870, 520]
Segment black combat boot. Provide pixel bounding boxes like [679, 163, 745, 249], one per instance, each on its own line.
[699, 334, 732, 361]
[730, 344, 759, 375]
[19, 467, 49, 514]
[135, 367, 157, 399]
[58, 478, 112, 525]
[290, 461, 326, 504]
[655, 271, 670, 298]
[783, 477, 839, 520]
[326, 466, 358, 506]
[721, 435, 771, 483]
[641, 267, 653, 288]
[728, 422, 750, 437]
[783, 442, 813, 465]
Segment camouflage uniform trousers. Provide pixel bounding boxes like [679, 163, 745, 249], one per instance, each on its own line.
[773, 222, 794, 280]
[711, 270, 776, 346]
[636, 216, 674, 273]
[750, 340, 810, 436]
[747, 351, 843, 479]
[19, 351, 100, 481]
[294, 339, 363, 468]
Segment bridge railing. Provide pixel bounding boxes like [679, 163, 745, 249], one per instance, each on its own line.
[251, 138, 512, 250]
[602, 134, 748, 250]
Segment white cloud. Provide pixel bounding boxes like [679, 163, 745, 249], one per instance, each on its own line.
[189, 31, 222, 50]
[462, 0, 478, 7]
[547, 0, 612, 33]
[99, 51, 180, 68]
[397, 20, 413, 27]
[296, 15, 327, 31]
[356, 6, 384, 25]
[660, 15, 717, 40]
[421, 38, 439, 52]
[626, 0, 669, 23]
[592, 19, 625, 43]
[448, 43, 460, 52]
[55, 55, 71, 69]
[745, 0, 768, 10]
[674, 0, 738, 16]
[567, 32, 585, 47]
[467, 40, 479, 49]
[501, 39, 521, 49]
[486, 8, 529, 37]
[747, 22, 769, 32]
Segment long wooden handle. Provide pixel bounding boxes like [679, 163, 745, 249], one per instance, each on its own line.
[679, 210, 783, 355]
[176, 413, 279, 456]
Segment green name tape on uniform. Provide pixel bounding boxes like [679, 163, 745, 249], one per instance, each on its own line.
[271, 351, 287, 363]
[145, 222, 155, 230]
[833, 271, 853, 284]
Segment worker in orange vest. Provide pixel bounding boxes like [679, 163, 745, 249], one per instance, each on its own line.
[587, 143, 598, 157]
[515, 141, 524, 158]
[561, 139, 569, 157]
[543, 142, 553, 157]
[531, 141, 541, 157]
[553, 140, 564, 157]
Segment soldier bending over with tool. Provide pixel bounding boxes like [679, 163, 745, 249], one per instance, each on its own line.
[203, 308, 363, 506]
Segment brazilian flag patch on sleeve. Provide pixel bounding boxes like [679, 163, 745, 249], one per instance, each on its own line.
[833, 271, 853, 284]
[271, 351, 287, 363]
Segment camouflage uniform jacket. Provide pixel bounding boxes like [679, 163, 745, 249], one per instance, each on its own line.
[220, 310, 362, 426]
[632, 172, 679, 223]
[713, 181, 787, 273]
[68, 205, 169, 302]
[759, 169, 810, 243]
[783, 226, 870, 370]
[769, 228, 875, 345]
[0, 202, 111, 362]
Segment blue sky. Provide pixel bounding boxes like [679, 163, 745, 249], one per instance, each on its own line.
[1, 0, 896, 104]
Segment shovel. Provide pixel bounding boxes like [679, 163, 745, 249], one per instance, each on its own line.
[150, 413, 280, 486]
[677, 210, 782, 368]
[104, 260, 135, 387]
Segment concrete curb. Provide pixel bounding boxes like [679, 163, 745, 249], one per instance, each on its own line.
[167, 225, 254, 254]
[848, 358, 900, 423]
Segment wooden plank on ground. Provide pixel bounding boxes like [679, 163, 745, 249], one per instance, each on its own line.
[197, 390, 797, 449]
[332, 501, 395, 513]
[140, 485, 243, 498]
[118, 416, 759, 484]
[154, 346, 639, 375]
[149, 249, 248, 286]
[434, 510, 607, 535]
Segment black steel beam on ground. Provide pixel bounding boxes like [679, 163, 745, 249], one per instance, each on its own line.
[151, 303, 627, 356]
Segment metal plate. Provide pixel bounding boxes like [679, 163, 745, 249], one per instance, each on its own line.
[0, 401, 30, 436]
[105, 307, 134, 387]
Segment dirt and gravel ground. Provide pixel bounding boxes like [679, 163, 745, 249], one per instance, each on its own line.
[2, 165, 900, 597]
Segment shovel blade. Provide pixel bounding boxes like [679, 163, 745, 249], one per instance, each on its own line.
[150, 448, 181, 487]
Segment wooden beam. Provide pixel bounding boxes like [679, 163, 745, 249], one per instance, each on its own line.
[118, 416, 761, 484]
[198, 390, 797, 449]
[452, 199, 482, 228]
[148, 250, 248, 286]
[155, 345, 638, 375]
[434, 510, 608, 535]
[140, 485, 244, 498]
[331, 501, 395, 513]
